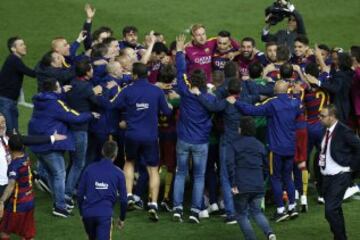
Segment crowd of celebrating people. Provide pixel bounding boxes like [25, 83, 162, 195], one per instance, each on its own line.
[0, 1, 359, 239]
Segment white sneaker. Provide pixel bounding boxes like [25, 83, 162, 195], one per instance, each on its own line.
[207, 203, 219, 214]
[199, 209, 209, 219]
[317, 197, 325, 204]
[268, 233, 277, 240]
[343, 185, 360, 200]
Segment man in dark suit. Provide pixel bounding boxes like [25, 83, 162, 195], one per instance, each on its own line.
[319, 104, 360, 240]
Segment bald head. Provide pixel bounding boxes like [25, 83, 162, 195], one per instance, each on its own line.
[107, 61, 123, 78]
[115, 55, 132, 72]
[274, 80, 289, 94]
[51, 38, 70, 57]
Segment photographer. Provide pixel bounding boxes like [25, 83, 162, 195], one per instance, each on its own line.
[261, 0, 306, 54]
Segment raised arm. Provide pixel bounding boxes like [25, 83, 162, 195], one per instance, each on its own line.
[175, 34, 190, 95]
[83, 4, 96, 50]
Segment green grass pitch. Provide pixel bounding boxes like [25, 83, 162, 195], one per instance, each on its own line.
[0, 0, 359, 239]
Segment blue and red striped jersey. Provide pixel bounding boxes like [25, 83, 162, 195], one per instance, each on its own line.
[7, 155, 34, 213]
[304, 87, 330, 124]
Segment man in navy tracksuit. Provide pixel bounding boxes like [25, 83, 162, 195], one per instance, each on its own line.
[227, 116, 276, 240]
[88, 61, 124, 166]
[105, 62, 172, 221]
[227, 80, 301, 222]
[78, 141, 127, 240]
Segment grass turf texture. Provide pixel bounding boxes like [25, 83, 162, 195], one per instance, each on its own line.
[1, 0, 360, 239]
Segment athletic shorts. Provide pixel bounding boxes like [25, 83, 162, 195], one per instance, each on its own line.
[0, 209, 35, 239]
[125, 138, 159, 167]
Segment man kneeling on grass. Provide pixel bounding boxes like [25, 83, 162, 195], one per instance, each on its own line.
[77, 140, 127, 240]
[227, 116, 276, 240]
[0, 135, 36, 240]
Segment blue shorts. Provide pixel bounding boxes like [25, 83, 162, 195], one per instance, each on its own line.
[125, 138, 159, 167]
[82, 216, 112, 240]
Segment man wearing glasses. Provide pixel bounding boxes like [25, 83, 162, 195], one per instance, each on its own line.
[319, 104, 360, 240]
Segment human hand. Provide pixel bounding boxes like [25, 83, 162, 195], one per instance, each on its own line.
[52, 130, 67, 142]
[106, 81, 118, 89]
[176, 34, 186, 52]
[304, 73, 319, 85]
[84, 4, 96, 21]
[292, 64, 301, 73]
[77, 30, 87, 43]
[226, 96, 236, 104]
[91, 112, 100, 119]
[145, 31, 156, 47]
[231, 187, 239, 195]
[63, 85, 72, 93]
[119, 121, 127, 129]
[168, 90, 180, 100]
[190, 87, 201, 96]
[93, 85, 103, 95]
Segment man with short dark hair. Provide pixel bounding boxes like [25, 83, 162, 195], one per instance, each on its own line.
[265, 42, 278, 64]
[119, 26, 144, 50]
[0, 37, 36, 131]
[261, 0, 306, 54]
[65, 59, 102, 207]
[29, 78, 97, 218]
[35, 50, 75, 91]
[318, 104, 360, 240]
[212, 30, 239, 72]
[235, 37, 266, 80]
[291, 35, 315, 69]
[78, 140, 127, 240]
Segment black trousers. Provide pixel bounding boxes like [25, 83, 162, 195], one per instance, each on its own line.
[323, 172, 352, 240]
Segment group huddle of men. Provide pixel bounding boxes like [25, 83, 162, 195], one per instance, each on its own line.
[0, 1, 359, 240]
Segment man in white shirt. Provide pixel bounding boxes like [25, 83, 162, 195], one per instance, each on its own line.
[319, 104, 360, 240]
[0, 114, 10, 195]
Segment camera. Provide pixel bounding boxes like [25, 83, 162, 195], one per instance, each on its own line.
[265, 0, 294, 25]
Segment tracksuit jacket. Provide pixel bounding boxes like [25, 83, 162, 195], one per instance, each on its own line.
[175, 51, 217, 144]
[234, 93, 301, 156]
[28, 92, 93, 153]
